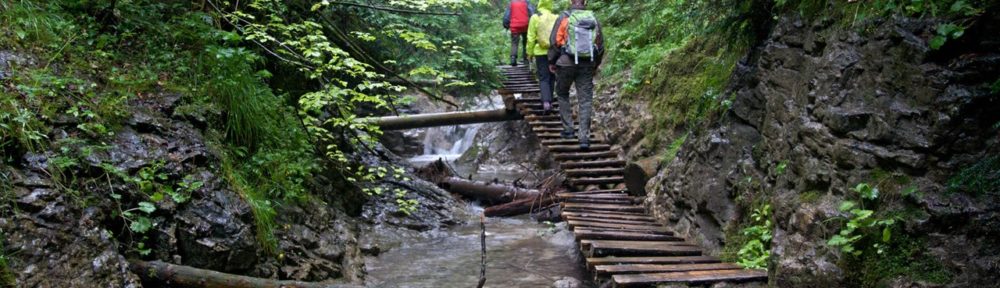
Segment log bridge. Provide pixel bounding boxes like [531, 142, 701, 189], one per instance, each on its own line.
[375, 66, 769, 287]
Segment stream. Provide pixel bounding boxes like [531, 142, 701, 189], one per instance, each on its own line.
[366, 95, 593, 287]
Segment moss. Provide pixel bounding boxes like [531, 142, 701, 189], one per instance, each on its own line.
[843, 234, 953, 287]
[719, 220, 749, 263]
[659, 133, 689, 165]
[947, 156, 1000, 197]
[799, 190, 823, 204]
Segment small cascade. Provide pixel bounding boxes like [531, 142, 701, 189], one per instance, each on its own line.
[409, 96, 502, 164]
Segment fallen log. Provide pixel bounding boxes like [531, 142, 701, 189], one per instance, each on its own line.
[129, 260, 361, 288]
[483, 195, 557, 217]
[439, 177, 541, 205]
[359, 109, 522, 130]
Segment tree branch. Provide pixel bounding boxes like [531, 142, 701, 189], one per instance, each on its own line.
[328, 1, 461, 16]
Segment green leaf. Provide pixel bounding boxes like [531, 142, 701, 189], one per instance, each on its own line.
[130, 217, 153, 234]
[929, 35, 947, 49]
[137, 202, 156, 214]
[882, 226, 892, 242]
[839, 201, 856, 212]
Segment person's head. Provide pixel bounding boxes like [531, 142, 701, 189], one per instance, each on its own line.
[571, 0, 586, 7]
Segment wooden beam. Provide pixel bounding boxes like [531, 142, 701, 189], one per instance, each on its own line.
[361, 109, 522, 130]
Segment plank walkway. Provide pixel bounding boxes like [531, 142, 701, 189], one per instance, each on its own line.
[497, 65, 767, 287]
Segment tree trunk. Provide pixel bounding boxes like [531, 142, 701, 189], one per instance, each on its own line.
[438, 177, 540, 205]
[483, 195, 557, 217]
[360, 109, 521, 130]
[128, 260, 361, 288]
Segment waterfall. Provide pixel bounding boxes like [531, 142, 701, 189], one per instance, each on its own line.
[409, 96, 502, 164]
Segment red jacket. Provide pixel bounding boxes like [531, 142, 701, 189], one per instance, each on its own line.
[504, 0, 532, 33]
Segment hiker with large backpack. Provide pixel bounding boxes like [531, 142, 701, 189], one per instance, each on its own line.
[503, 0, 536, 66]
[547, 0, 604, 149]
[526, 0, 558, 112]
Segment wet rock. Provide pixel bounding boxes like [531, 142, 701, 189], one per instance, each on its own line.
[552, 276, 582, 288]
[594, 12, 1000, 287]
[176, 189, 259, 273]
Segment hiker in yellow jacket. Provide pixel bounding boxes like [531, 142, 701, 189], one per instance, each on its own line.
[526, 0, 558, 113]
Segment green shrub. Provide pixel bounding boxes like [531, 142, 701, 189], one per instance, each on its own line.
[736, 204, 772, 269]
[947, 156, 1000, 197]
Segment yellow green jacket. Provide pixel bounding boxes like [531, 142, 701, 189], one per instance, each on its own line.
[526, 0, 557, 57]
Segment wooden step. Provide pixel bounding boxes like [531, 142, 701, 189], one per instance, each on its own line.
[559, 159, 627, 169]
[540, 138, 606, 146]
[561, 197, 636, 205]
[547, 144, 613, 153]
[564, 189, 628, 195]
[570, 176, 625, 186]
[536, 133, 597, 140]
[557, 192, 631, 198]
[500, 88, 541, 94]
[586, 240, 701, 257]
[585, 256, 721, 270]
[595, 263, 743, 276]
[532, 127, 578, 134]
[612, 269, 768, 287]
[573, 228, 683, 242]
[526, 114, 563, 121]
[566, 216, 653, 225]
[565, 167, 624, 177]
[554, 151, 618, 161]
[562, 203, 645, 213]
[560, 211, 654, 222]
[567, 220, 669, 233]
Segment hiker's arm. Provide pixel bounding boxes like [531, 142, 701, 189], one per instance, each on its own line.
[503, 5, 511, 28]
[595, 21, 605, 67]
[547, 15, 564, 63]
[527, 16, 538, 54]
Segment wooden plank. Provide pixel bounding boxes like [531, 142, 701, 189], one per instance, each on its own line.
[566, 216, 653, 225]
[595, 263, 742, 276]
[558, 192, 634, 199]
[562, 189, 628, 195]
[612, 269, 768, 287]
[562, 203, 645, 213]
[573, 229, 682, 242]
[567, 220, 669, 232]
[561, 197, 636, 205]
[565, 167, 624, 177]
[560, 211, 654, 221]
[570, 176, 626, 186]
[536, 133, 597, 140]
[587, 240, 701, 257]
[554, 151, 618, 161]
[559, 159, 627, 169]
[585, 256, 721, 270]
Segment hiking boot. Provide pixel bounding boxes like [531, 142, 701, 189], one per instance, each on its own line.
[580, 139, 590, 150]
[542, 101, 552, 113]
[561, 131, 575, 139]
[510, 56, 518, 67]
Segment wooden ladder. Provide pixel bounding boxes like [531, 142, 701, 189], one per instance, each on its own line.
[497, 65, 768, 287]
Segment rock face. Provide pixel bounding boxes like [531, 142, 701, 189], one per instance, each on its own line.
[596, 14, 1000, 287]
[0, 81, 468, 286]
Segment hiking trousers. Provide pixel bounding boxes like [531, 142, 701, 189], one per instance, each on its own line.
[510, 32, 528, 62]
[534, 56, 555, 103]
[555, 65, 596, 143]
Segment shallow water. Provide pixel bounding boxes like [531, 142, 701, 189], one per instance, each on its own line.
[364, 207, 594, 288]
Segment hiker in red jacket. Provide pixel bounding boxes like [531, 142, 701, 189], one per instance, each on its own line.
[503, 0, 536, 66]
